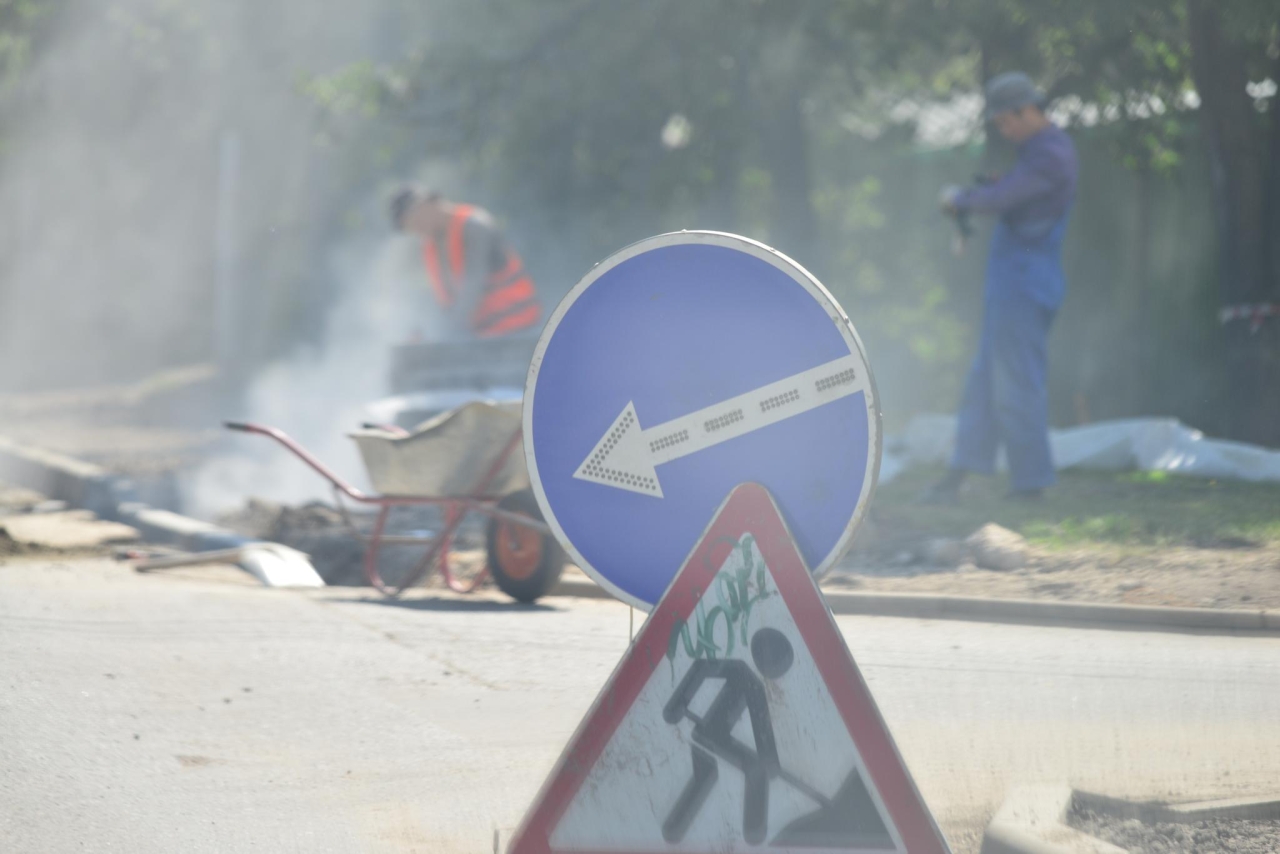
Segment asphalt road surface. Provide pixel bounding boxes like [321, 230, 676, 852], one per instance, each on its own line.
[3, 558, 1279, 853]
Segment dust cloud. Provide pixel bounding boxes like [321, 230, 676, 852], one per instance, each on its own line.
[0, 1, 450, 516]
[182, 232, 428, 519]
[0, 1, 399, 392]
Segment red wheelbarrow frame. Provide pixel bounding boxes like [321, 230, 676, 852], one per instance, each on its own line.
[224, 421, 550, 598]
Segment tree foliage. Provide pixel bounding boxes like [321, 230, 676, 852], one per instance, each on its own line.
[300, 0, 1280, 439]
[0, 0, 62, 89]
[145, 1, 1250, 441]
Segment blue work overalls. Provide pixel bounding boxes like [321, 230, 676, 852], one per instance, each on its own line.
[951, 213, 1069, 491]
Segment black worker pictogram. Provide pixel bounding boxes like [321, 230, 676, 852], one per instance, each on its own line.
[661, 627, 794, 844]
[661, 626, 896, 849]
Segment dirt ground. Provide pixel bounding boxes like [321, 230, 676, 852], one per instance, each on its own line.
[830, 544, 1280, 610]
[5, 451, 1279, 611]
[828, 466, 1280, 610]
[205, 488, 1280, 611]
[215, 498, 491, 588]
[2, 371, 1278, 612]
[1072, 806, 1280, 854]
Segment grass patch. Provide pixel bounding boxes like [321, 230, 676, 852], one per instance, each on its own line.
[869, 466, 1280, 551]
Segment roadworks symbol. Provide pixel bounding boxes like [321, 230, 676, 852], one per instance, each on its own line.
[506, 483, 950, 854]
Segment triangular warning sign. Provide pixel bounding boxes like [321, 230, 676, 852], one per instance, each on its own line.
[508, 483, 951, 854]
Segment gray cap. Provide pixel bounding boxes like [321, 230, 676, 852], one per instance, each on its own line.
[984, 71, 1045, 119]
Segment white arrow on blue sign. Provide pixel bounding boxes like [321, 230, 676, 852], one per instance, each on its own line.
[524, 231, 881, 609]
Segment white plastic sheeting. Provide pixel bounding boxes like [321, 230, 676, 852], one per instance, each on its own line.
[880, 415, 1280, 485]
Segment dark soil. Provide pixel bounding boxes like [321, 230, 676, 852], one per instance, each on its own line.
[217, 498, 488, 587]
[0, 527, 29, 557]
[1072, 807, 1280, 853]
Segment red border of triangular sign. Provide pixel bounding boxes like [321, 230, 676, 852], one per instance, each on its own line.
[507, 482, 951, 854]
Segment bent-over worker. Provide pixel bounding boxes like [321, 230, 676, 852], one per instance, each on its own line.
[390, 187, 543, 341]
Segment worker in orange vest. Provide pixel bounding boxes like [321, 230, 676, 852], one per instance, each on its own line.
[389, 186, 543, 340]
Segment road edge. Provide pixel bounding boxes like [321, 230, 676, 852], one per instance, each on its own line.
[7, 431, 1279, 623]
[0, 433, 323, 587]
[1073, 789, 1280, 824]
[549, 578, 1280, 635]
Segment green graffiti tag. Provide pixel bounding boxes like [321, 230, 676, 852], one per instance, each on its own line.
[666, 534, 774, 674]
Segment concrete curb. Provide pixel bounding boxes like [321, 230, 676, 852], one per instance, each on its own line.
[0, 434, 322, 588]
[0, 435, 137, 519]
[549, 578, 1280, 635]
[980, 787, 1124, 854]
[820, 589, 1280, 634]
[985, 787, 1280, 853]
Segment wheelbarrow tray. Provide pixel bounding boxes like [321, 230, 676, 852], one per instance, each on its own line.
[348, 401, 529, 498]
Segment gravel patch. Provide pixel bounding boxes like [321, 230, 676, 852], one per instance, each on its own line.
[1072, 806, 1280, 853]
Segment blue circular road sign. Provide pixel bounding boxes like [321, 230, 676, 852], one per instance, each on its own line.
[524, 232, 880, 609]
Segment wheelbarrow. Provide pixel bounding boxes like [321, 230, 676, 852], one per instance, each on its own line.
[224, 401, 566, 602]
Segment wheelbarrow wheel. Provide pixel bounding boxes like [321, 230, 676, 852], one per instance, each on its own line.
[485, 490, 565, 603]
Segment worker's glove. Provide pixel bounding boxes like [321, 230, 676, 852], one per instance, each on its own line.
[938, 184, 964, 216]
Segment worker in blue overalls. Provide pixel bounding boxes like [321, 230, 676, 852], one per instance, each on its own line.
[926, 72, 1079, 501]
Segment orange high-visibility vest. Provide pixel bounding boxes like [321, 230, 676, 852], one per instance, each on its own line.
[421, 205, 541, 338]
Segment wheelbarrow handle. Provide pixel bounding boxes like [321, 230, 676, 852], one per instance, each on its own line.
[221, 420, 370, 501]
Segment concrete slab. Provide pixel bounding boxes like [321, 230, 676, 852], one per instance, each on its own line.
[0, 510, 139, 549]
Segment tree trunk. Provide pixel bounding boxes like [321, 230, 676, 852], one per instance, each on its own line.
[978, 40, 1005, 176]
[1267, 49, 1280, 289]
[700, 123, 742, 235]
[759, 80, 819, 273]
[750, 20, 821, 276]
[696, 12, 748, 234]
[1123, 165, 1155, 418]
[1187, 1, 1280, 446]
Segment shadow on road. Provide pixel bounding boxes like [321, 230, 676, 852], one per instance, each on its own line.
[330, 594, 562, 613]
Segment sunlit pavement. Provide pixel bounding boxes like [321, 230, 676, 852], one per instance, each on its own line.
[2, 558, 1278, 853]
